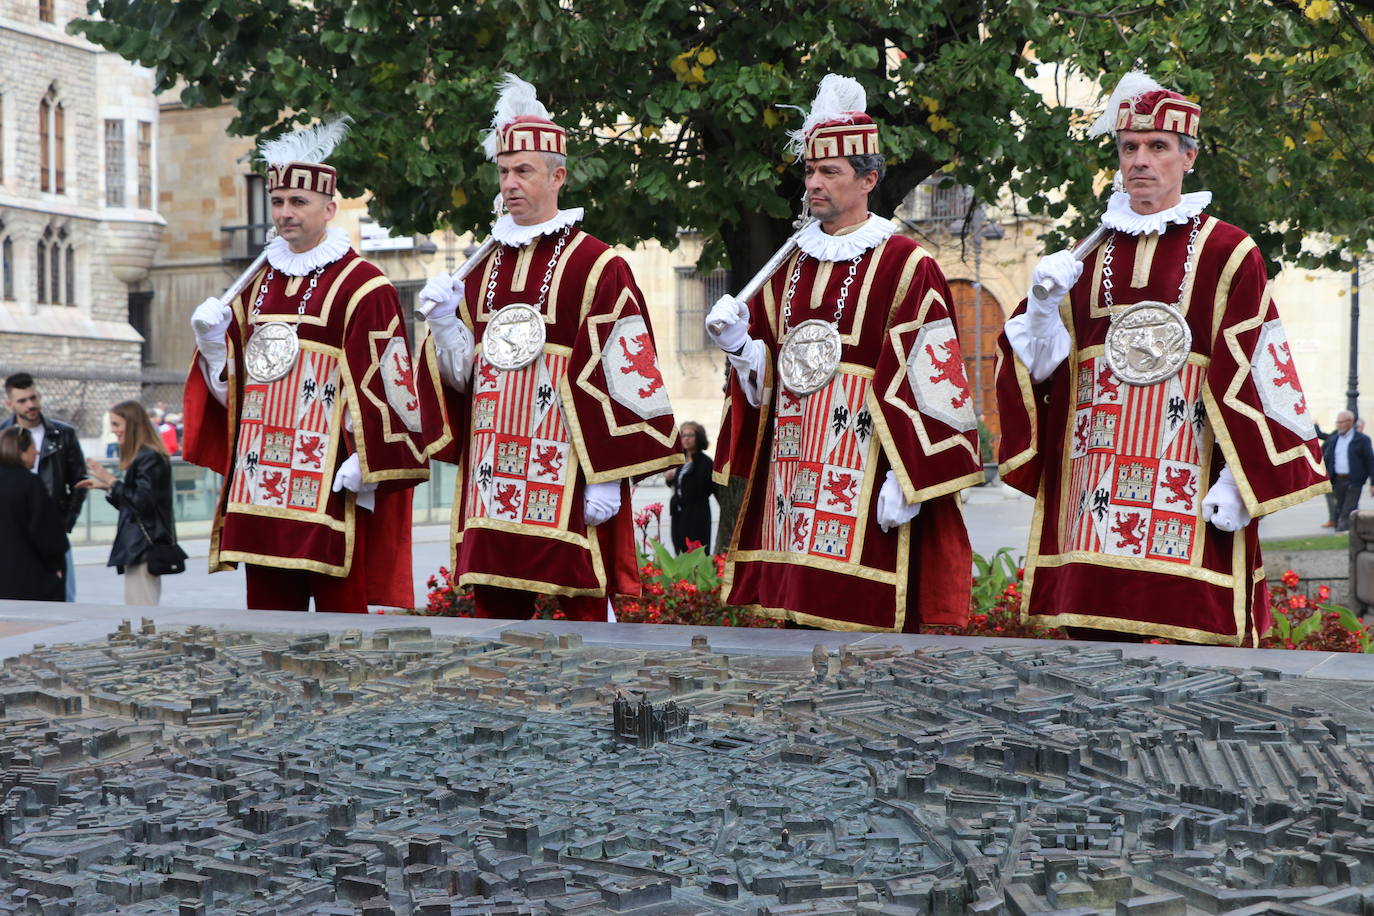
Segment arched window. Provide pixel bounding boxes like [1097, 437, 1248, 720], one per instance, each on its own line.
[38, 86, 64, 194]
[35, 238, 46, 302]
[1, 229, 13, 301]
[38, 0, 54, 22]
[50, 231, 61, 301]
[38, 96, 50, 192]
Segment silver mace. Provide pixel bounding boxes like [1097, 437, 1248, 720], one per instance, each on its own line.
[416, 193, 505, 319]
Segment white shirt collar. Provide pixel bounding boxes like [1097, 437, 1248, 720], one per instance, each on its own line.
[492, 208, 584, 247]
[795, 213, 897, 262]
[1102, 190, 1212, 236]
[265, 227, 352, 276]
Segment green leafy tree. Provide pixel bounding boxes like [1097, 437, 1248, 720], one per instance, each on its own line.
[74, 0, 1374, 278]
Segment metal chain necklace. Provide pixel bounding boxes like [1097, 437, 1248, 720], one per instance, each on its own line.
[777, 251, 863, 396]
[480, 226, 570, 371]
[244, 263, 327, 384]
[1101, 215, 1201, 311]
[780, 251, 863, 329]
[1100, 216, 1201, 386]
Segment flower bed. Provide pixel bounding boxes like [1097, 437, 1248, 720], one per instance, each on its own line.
[417, 544, 1372, 652]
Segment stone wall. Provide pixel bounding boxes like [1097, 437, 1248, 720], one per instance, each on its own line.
[0, 9, 164, 422]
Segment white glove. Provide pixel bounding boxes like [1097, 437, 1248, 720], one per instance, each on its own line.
[705, 294, 751, 354]
[419, 271, 464, 320]
[1202, 465, 1251, 532]
[191, 296, 233, 343]
[1026, 250, 1083, 336]
[331, 453, 378, 512]
[875, 470, 921, 533]
[583, 481, 621, 526]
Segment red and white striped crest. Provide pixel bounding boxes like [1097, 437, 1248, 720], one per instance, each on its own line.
[230, 350, 341, 513]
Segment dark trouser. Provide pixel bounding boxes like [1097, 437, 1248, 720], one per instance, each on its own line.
[471, 584, 607, 621]
[246, 563, 369, 613]
[1331, 474, 1362, 531]
[244, 513, 371, 613]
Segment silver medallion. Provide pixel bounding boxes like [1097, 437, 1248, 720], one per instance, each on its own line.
[1104, 300, 1192, 386]
[244, 321, 301, 383]
[778, 318, 842, 396]
[483, 303, 546, 371]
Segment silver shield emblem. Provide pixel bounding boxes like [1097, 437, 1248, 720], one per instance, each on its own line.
[483, 303, 546, 371]
[244, 321, 301, 383]
[778, 319, 842, 396]
[1104, 300, 1192, 386]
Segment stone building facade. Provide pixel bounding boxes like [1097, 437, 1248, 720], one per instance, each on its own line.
[0, 1, 164, 433]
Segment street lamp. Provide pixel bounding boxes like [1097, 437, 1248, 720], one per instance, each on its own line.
[950, 208, 1005, 421]
[1349, 261, 1362, 418]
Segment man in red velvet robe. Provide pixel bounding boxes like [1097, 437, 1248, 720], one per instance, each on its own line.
[706, 75, 982, 632]
[183, 121, 448, 612]
[420, 75, 679, 620]
[995, 72, 1328, 645]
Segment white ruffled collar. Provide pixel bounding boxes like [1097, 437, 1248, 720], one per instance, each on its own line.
[492, 208, 584, 247]
[796, 214, 897, 261]
[266, 227, 352, 276]
[1102, 190, 1212, 236]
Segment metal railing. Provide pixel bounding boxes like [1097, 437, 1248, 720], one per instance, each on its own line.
[220, 223, 274, 263]
[73, 457, 456, 545]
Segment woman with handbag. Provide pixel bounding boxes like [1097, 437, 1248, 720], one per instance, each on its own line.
[78, 401, 182, 605]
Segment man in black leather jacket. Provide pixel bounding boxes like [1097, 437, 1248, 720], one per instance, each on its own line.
[3, 372, 88, 600]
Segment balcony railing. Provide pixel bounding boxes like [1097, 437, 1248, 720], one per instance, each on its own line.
[897, 179, 973, 225]
[221, 223, 274, 263]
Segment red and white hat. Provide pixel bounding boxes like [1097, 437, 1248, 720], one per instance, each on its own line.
[259, 117, 351, 196]
[1088, 71, 1201, 139]
[483, 74, 567, 161]
[787, 74, 880, 161]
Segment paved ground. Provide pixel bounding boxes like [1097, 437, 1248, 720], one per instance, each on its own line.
[65, 479, 1335, 611]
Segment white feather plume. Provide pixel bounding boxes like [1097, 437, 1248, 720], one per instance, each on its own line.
[1087, 71, 1163, 138]
[482, 73, 553, 160]
[258, 116, 353, 167]
[786, 74, 868, 158]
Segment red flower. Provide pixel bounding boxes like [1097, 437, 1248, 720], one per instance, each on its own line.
[1318, 585, 1332, 602]
[1281, 569, 1300, 589]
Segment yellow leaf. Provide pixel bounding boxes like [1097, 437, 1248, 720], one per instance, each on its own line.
[451, 187, 467, 208]
[670, 55, 689, 75]
[1305, 120, 1326, 142]
[920, 95, 940, 113]
[763, 108, 781, 128]
[640, 124, 662, 138]
[928, 114, 954, 133]
[1332, 148, 1345, 161]
[1282, 135, 1296, 151]
[697, 46, 717, 66]
[689, 64, 706, 84]
[1303, 0, 1335, 19]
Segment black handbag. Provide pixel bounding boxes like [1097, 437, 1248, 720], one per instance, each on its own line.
[134, 516, 187, 576]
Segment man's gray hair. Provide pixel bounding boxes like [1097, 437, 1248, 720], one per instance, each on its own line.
[848, 153, 885, 184]
[543, 152, 567, 171]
